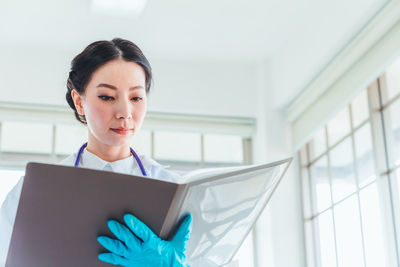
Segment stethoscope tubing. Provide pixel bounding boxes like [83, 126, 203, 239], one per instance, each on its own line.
[74, 142, 147, 176]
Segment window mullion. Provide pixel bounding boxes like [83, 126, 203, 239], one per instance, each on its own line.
[325, 125, 340, 267]
[0, 121, 2, 157]
[349, 103, 368, 267]
[51, 125, 56, 162]
[242, 138, 252, 165]
[375, 76, 400, 265]
[304, 144, 318, 267]
[150, 131, 155, 159]
[200, 134, 205, 167]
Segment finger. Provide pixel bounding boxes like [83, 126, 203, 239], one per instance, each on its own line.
[98, 253, 129, 266]
[172, 214, 193, 251]
[124, 213, 157, 243]
[97, 236, 128, 257]
[107, 220, 141, 250]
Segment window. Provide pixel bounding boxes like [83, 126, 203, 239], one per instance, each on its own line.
[1, 121, 53, 154]
[55, 124, 87, 155]
[0, 169, 24, 205]
[129, 129, 152, 156]
[154, 131, 202, 164]
[204, 134, 243, 165]
[299, 57, 400, 267]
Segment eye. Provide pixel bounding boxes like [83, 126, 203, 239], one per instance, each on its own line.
[131, 97, 143, 102]
[98, 95, 114, 101]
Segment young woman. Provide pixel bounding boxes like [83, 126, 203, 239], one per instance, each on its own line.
[0, 38, 192, 266]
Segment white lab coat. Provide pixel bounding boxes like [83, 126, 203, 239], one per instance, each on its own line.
[0, 148, 180, 266]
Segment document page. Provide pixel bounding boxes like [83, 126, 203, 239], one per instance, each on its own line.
[178, 160, 290, 266]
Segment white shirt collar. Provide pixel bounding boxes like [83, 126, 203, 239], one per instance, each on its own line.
[81, 148, 137, 175]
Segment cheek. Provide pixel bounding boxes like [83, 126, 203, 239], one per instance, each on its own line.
[86, 102, 111, 126]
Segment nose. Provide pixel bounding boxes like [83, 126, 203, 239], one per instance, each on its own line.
[115, 99, 133, 120]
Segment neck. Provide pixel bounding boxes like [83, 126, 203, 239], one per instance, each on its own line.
[86, 135, 131, 162]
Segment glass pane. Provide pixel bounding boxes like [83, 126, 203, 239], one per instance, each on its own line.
[316, 210, 337, 267]
[55, 124, 87, 155]
[334, 195, 365, 267]
[310, 156, 331, 213]
[359, 183, 391, 267]
[310, 127, 326, 160]
[351, 89, 369, 128]
[327, 107, 351, 146]
[130, 129, 152, 156]
[330, 138, 357, 202]
[1, 121, 53, 154]
[354, 122, 376, 187]
[385, 57, 400, 103]
[0, 169, 24, 205]
[154, 131, 201, 162]
[384, 99, 400, 167]
[204, 134, 243, 163]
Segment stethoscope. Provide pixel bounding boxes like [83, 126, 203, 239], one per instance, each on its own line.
[74, 142, 148, 177]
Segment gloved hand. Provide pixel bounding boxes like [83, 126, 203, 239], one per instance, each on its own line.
[97, 213, 192, 267]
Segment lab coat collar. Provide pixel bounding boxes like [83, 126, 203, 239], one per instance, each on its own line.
[81, 148, 136, 174]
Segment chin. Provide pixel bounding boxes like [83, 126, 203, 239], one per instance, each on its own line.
[107, 136, 133, 147]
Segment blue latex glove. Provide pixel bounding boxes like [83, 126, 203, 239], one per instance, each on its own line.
[97, 214, 192, 267]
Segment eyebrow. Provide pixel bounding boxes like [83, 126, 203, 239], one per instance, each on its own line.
[96, 83, 144, 91]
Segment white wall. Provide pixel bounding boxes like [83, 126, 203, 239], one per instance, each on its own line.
[0, 45, 70, 106]
[0, 45, 258, 118]
[149, 60, 258, 117]
[252, 62, 306, 267]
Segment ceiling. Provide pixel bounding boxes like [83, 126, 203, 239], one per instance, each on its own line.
[0, 0, 390, 109]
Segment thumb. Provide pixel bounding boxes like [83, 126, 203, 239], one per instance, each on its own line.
[172, 214, 193, 252]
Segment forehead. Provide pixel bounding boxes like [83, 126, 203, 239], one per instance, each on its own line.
[89, 59, 146, 86]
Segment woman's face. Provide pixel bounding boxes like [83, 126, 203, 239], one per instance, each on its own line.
[76, 59, 148, 148]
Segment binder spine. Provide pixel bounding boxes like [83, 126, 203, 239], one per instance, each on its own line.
[159, 184, 189, 240]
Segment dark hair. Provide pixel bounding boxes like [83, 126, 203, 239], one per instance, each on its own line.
[66, 38, 152, 124]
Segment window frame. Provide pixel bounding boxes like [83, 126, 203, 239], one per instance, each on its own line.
[299, 75, 400, 267]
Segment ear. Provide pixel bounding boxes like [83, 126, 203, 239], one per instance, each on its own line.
[71, 89, 85, 115]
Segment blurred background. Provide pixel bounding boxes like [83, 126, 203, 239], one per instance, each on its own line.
[1, 0, 400, 266]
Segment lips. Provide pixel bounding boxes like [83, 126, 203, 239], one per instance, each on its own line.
[113, 127, 131, 131]
[110, 127, 134, 135]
